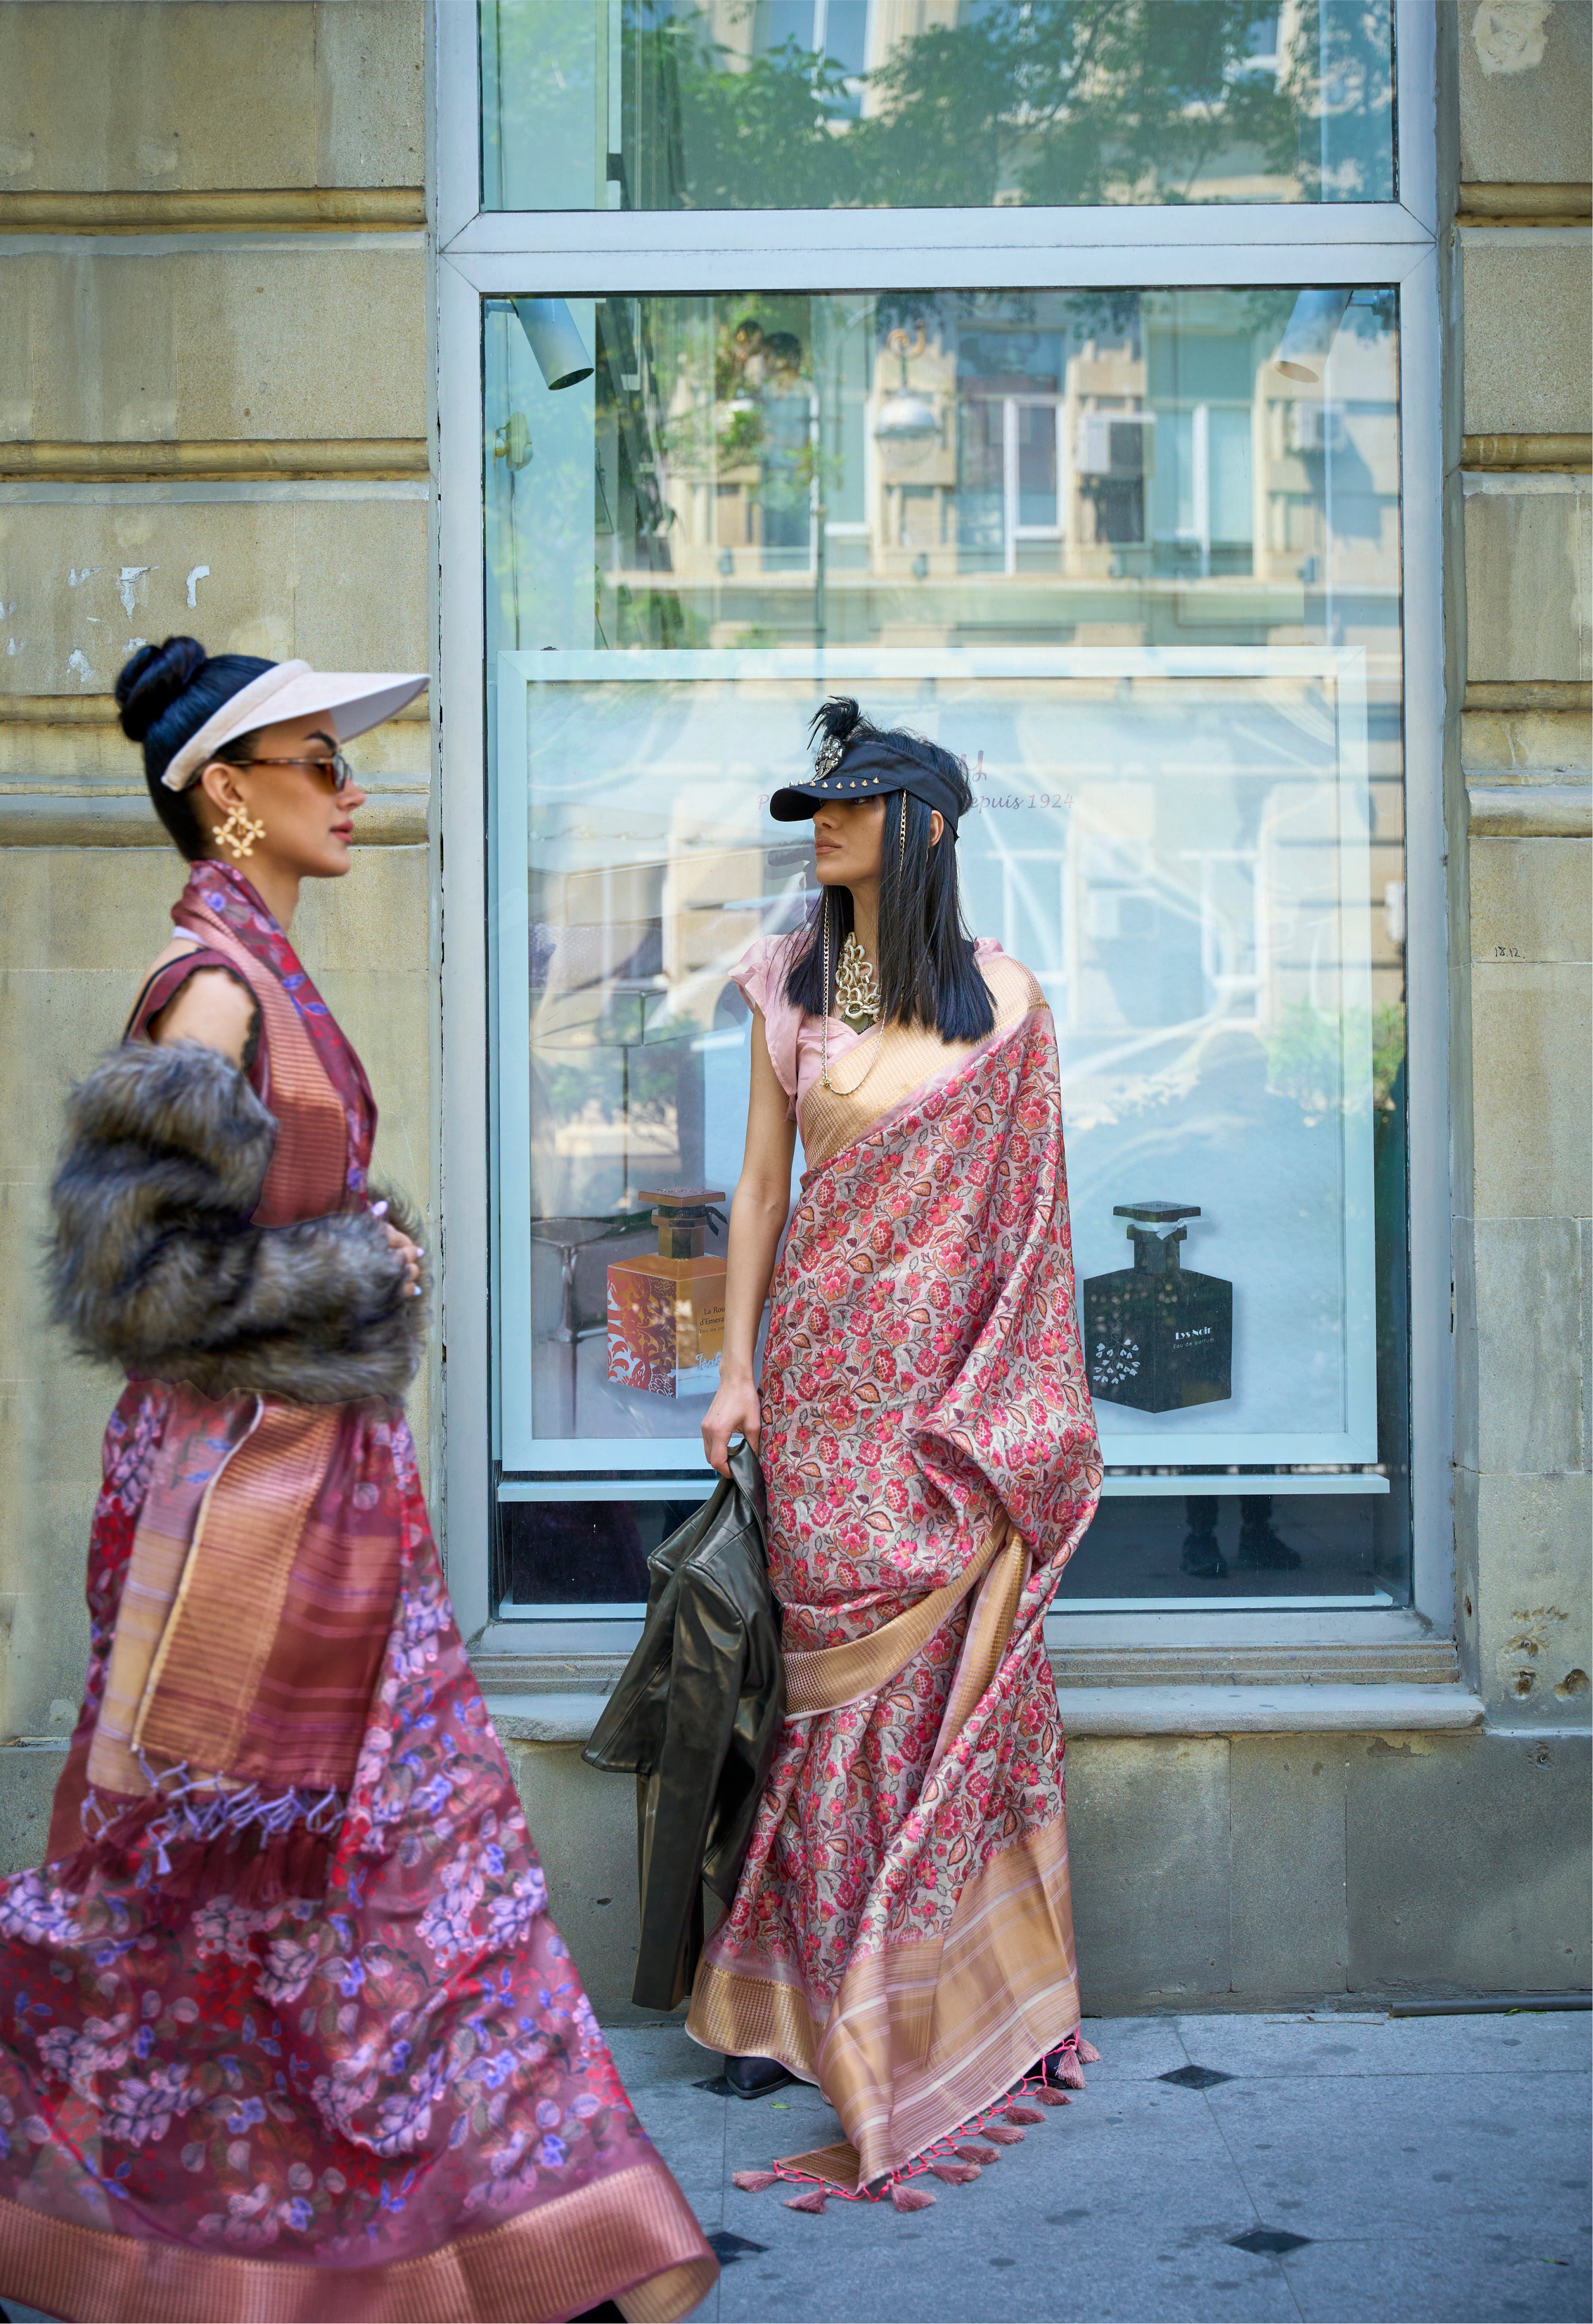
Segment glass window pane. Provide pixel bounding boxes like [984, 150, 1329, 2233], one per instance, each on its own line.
[1055, 1488, 1403, 1608]
[499, 1493, 711, 1609]
[485, 282, 1410, 1611]
[480, 0, 1394, 212]
[1016, 403, 1059, 532]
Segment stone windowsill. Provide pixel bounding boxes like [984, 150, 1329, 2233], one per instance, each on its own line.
[483, 1682, 1487, 1746]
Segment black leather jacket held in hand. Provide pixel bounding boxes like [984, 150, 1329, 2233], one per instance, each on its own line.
[583, 1440, 784, 2012]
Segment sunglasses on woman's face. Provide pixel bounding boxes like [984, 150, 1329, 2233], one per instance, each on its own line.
[238, 750, 356, 793]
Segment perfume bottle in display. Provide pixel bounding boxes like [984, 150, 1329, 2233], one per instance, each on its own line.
[606, 1187, 728, 1399]
[1082, 1201, 1233, 1413]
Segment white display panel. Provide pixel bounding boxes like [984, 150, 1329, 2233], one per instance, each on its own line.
[494, 645, 1379, 1474]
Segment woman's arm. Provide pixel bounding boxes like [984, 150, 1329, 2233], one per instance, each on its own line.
[701, 1008, 797, 1477]
[150, 964, 257, 1063]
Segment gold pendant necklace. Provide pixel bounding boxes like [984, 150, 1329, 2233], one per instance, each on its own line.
[820, 924, 887, 1095]
[833, 931, 881, 1030]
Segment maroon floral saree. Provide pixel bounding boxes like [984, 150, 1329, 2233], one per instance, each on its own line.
[0, 868, 714, 2322]
[686, 953, 1102, 2185]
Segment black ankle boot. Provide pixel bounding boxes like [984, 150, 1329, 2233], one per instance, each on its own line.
[1180, 1529, 1228, 1578]
[724, 2053, 797, 2099]
[1235, 1521, 1302, 1571]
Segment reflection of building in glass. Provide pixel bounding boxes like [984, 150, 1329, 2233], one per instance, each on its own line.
[582, 290, 1400, 648]
[481, 1, 1396, 213]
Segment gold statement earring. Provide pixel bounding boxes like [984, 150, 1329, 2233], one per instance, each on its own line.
[216, 801, 267, 862]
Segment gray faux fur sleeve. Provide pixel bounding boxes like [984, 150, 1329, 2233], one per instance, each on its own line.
[48, 1039, 428, 1406]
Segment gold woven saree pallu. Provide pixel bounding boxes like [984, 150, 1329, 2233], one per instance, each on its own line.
[135, 1400, 343, 1773]
[89, 913, 364, 1815]
[782, 1519, 1018, 1719]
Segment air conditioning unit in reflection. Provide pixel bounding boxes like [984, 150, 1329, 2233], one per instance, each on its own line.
[1285, 400, 1347, 455]
[1075, 411, 1153, 476]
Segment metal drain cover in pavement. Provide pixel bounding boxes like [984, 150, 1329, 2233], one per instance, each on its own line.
[1229, 2229, 1314, 2257]
[1159, 2064, 1235, 2089]
[708, 2230, 771, 2265]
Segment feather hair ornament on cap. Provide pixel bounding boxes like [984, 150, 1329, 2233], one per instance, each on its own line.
[769, 696, 969, 832]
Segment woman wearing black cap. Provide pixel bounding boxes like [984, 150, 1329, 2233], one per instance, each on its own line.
[688, 699, 1103, 2209]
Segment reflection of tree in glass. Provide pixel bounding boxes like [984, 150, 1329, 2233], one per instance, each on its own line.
[537, 1048, 684, 1150]
[623, 0, 1391, 211]
[1266, 998, 1405, 1121]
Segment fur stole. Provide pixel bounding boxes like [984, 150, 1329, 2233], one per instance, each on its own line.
[49, 1039, 427, 1405]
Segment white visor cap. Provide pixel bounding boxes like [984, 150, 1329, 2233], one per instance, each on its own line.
[160, 659, 429, 792]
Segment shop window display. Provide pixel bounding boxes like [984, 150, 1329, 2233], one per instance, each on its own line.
[484, 284, 1409, 1615]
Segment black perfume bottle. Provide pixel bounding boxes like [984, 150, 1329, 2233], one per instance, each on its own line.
[1083, 1201, 1233, 1412]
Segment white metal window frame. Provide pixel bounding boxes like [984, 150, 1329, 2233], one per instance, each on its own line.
[429, 0, 1449, 1653]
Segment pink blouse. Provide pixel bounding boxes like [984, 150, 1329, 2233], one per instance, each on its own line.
[729, 931, 1005, 1122]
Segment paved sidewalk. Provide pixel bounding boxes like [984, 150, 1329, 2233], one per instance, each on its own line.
[612, 2008, 1591, 2324]
[1, 2010, 1586, 2323]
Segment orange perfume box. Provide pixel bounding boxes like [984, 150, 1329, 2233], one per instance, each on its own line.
[606, 1253, 726, 1397]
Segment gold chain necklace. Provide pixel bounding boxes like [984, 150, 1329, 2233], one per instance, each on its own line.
[820, 925, 887, 1095]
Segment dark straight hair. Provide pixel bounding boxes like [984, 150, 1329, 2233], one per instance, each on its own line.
[783, 714, 994, 1046]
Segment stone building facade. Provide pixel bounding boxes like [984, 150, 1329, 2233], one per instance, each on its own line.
[0, 0, 1587, 2018]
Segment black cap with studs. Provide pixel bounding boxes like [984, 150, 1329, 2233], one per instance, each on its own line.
[768, 696, 969, 832]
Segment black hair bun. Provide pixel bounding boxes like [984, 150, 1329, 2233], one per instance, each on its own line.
[115, 635, 208, 743]
[808, 696, 868, 749]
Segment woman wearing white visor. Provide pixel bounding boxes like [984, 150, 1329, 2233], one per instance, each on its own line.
[0, 639, 715, 2324]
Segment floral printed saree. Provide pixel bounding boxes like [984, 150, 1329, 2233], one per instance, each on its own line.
[686, 951, 1102, 2186]
[0, 868, 714, 2323]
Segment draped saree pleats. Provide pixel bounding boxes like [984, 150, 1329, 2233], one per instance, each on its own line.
[685, 958, 1101, 2185]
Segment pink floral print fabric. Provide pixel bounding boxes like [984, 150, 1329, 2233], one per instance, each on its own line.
[700, 1002, 1101, 2018]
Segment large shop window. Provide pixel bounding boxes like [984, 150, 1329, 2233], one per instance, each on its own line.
[480, 1, 1394, 211]
[481, 282, 1413, 1622]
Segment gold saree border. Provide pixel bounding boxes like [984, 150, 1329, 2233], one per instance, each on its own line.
[87, 1400, 262, 1800]
[817, 1815, 1079, 2182]
[782, 1520, 1013, 1717]
[686, 1819, 1078, 2183]
[684, 1963, 824, 2083]
[0, 2160, 715, 2324]
[137, 1404, 341, 1769]
[928, 1535, 1028, 1773]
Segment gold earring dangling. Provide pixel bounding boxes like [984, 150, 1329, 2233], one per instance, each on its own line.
[217, 801, 267, 862]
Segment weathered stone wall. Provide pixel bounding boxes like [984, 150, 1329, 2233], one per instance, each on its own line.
[0, 0, 433, 1765]
[1451, 0, 1593, 1735]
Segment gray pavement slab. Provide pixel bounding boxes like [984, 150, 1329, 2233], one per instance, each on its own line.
[607, 2011, 1591, 2324]
[0, 2012, 1586, 2324]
